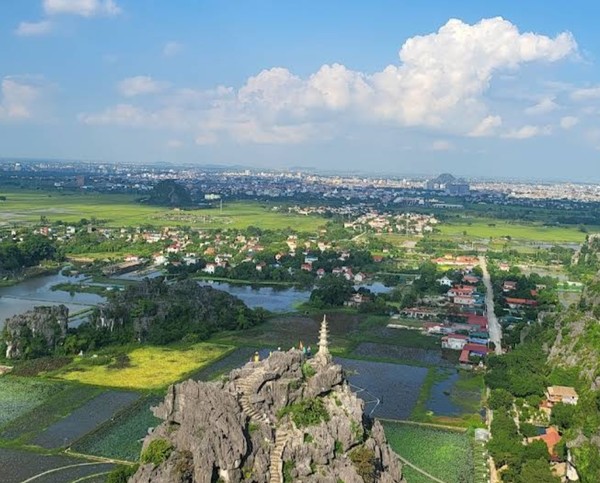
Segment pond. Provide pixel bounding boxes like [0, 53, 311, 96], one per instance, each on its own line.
[197, 280, 312, 312]
[426, 370, 463, 417]
[0, 272, 105, 328]
[335, 357, 428, 420]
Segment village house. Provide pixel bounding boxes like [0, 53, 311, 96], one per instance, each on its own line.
[441, 333, 469, 350]
[503, 281, 518, 292]
[505, 297, 538, 309]
[344, 293, 370, 308]
[459, 343, 491, 366]
[546, 386, 579, 406]
[437, 275, 453, 287]
[526, 426, 562, 460]
[203, 263, 217, 274]
[354, 272, 367, 283]
[463, 274, 480, 284]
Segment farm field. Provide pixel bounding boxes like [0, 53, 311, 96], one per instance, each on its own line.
[0, 383, 102, 443]
[0, 377, 64, 428]
[54, 342, 234, 389]
[74, 396, 161, 461]
[383, 421, 473, 483]
[0, 447, 114, 483]
[436, 218, 590, 243]
[0, 190, 325, 231]
[32, 390, 140, 449]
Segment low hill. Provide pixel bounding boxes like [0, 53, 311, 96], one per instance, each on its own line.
[143, 180, 194, 207]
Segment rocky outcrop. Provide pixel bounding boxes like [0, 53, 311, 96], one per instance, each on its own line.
[2, 305, 68, 359]
[131, 348, 404, 482]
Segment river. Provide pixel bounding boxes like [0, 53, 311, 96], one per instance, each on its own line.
[0, 272, 105, 329]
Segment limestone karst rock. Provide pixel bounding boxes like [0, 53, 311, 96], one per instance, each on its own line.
[2, 305, 68, 359]
[131, 318, 404, 483]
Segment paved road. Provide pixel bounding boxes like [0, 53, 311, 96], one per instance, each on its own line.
[479, 256, 503, 355]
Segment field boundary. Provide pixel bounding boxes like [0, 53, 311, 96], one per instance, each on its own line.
[377, 418, 468, 433]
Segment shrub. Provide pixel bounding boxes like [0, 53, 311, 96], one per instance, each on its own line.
[141, 439, 173, 465]
[349, 446, 377, 483]
[301, 362, 316, 379]
[278, 398, 330, 428]
[107, 464, 139, 483]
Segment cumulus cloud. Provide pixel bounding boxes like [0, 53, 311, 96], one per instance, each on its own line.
[560, 116, 579, 129]
[468, 115, 502, 137]
[163, 41, 183, 57]
[571, 86, 600, 101]
[15, 20, 53, 37]
[502, 125, 552, 139]
[0, 78, 42, 120]
[43, 0, 121, 17]
[117, 76, 168, 97]
[80, 17, 578, 144]
[525, 97, 559, 115]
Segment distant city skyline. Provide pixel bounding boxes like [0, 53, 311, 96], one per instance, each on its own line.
[2, 1, 600, 180]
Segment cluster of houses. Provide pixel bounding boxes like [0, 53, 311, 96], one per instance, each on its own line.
[525, 386, 580, 480]
[342, 212, 438, 235]
[400, 266, 493, 367]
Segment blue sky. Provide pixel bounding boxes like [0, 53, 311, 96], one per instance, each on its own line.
[2, 1, 600, 180]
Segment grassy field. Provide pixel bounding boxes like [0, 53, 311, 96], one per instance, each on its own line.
[54, 343, 233, 389]
[383, 421, 473, 483]
[0, 191, 325, 231]
[436, 218, 589, 243]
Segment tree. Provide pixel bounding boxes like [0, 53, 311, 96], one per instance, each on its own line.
[489, 388, 514, 410]
[517, 458, 559, 483]
[550, 402, 575, 431]
[309, 275, 353, 307]
[522, 440, 550, 463]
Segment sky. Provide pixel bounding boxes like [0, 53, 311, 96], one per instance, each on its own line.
[2, 1, 600, 180]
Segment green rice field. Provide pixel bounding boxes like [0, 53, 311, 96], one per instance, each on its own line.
[436, 219, 589, 243]
[383, 421, 473, 483]
[73, 397, 161, 461]
[0, 377, 64, 428]
[0, 191, 325, 232]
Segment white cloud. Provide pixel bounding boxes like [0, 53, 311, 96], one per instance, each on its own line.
[117, 76, 168, 97]
[79, 104, 147, 126]
[431, 140, 454, 151]
[525, 97, 558, 115]
[163, 41, 183, 57]
[0, 78, 42, 120]
[80, 17, 577, 144]
[43, 0, 121, 17]
[15, 20, 53, 37]
[571, 86, 600, 101]
[468, 115, 502, 137]
[167, 139, 183, 149]
[502, 125, 552, 139]
[560, 116, 579, 129]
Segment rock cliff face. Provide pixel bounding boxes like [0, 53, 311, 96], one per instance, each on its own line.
[2, 305, 68, 359]
[131, 336, 403, 482]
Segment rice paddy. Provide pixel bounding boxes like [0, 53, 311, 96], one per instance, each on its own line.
[55, 343, 234, 389]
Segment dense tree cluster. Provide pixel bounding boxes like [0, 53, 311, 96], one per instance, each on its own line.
[0, 235, 58, 272]
[72, 278, 268, 350]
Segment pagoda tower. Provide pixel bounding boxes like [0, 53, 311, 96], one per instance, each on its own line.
[315, 314, 331, 364]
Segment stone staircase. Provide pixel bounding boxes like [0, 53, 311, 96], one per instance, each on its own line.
[236, 367, 267, 422]
[235, 365, 290, 483]
[269, 426, 290, 483]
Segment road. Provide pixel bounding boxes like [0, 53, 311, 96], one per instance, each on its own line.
[479, 256, 503, 355]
